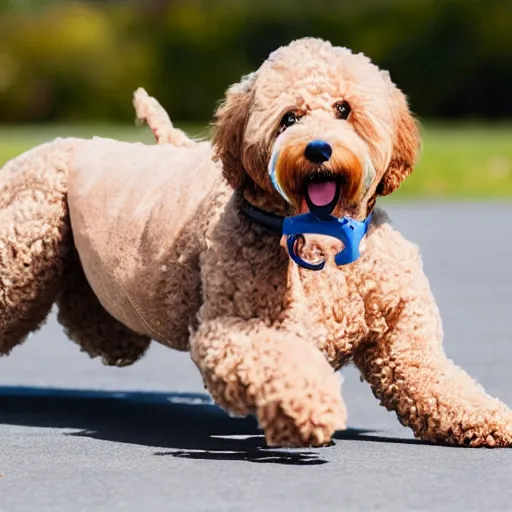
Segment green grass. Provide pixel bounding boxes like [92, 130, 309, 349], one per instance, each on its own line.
[398, 121, 512, 200]
[0, 122, 210, 164]
[1, 121, 511, 199]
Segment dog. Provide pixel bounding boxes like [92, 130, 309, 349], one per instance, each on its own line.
[1, 37, 511, 447]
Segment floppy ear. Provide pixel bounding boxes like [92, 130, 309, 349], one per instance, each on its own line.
[377, 82, 421, 196]
[211, 73, 256, 191]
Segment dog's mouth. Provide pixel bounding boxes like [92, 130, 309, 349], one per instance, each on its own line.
[301, 172, 342, 217]
[270, 142, 364, 216]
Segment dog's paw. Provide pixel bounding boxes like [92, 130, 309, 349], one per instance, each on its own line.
[459, 413, 512, 448]
[256, 388, 346, 448]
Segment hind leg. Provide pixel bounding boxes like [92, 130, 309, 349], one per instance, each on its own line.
[57, 246, 151, 367]
[0, 141, 72, 354]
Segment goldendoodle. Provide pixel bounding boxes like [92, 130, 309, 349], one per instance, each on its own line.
[1, 37, 511, 447]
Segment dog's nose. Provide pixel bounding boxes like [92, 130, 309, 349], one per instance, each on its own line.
[304, 140, 332, 164]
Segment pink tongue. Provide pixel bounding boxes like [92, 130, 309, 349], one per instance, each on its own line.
[307, 181, 337, 206]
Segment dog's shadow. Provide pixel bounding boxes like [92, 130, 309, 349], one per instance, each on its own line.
[0, 386, 426, 465]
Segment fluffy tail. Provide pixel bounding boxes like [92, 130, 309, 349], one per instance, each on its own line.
[133, 87, 195, 147]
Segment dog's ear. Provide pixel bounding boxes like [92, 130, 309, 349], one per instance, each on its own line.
[377, 78, 421, 196]
[212, 73, 256, 190]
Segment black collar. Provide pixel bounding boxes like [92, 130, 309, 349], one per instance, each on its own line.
[239, 197, 284, 234]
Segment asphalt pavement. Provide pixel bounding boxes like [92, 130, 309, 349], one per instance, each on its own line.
[1, 202, 512, 512]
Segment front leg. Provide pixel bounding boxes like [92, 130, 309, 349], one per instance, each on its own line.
[190, 317, 346, 447]
[355, 270, 512, 447]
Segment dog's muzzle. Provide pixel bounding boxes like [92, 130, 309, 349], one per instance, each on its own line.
[264, 139, 374, 270]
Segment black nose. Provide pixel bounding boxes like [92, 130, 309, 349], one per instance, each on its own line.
[304, 140, 332, 164]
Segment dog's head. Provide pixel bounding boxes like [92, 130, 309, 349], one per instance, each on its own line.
[212, 37, 421, 217]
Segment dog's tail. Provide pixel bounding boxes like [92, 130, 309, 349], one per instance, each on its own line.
[133, 87, 195, 147]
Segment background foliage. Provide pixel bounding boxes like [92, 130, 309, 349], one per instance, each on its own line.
[0, 0, 511, 123]
[1, 0, 511, 198]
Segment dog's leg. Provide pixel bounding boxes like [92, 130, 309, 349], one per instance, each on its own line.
[0, 141, 74, 354]
[354, 271, 512, 447]
[190, 317, 346, 447]
[56, 246, 151, 367]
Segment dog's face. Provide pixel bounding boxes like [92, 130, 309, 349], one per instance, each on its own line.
[213, 38, 420, 217]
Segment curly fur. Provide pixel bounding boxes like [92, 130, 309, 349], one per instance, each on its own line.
[1, 37, 511, 448]
[0, 141, 72, 354]
[56, 244, 151, 367]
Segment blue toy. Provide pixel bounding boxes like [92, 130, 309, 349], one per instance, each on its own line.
[283, 211, 372, 270]
[240, 197, 372, 271]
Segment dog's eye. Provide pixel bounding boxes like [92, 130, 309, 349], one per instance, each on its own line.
[335, 101, 351, 120]
[279, 111, 299, 131]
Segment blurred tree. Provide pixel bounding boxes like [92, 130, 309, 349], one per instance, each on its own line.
[0, 0, 510, 122]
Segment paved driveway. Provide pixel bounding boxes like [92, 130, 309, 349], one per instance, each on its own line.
[1, 203, 512, 511]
